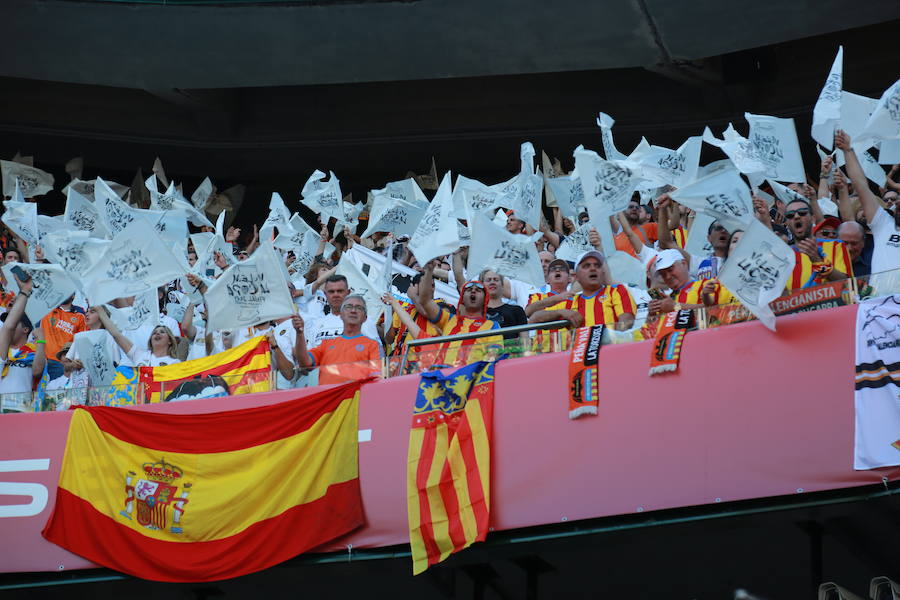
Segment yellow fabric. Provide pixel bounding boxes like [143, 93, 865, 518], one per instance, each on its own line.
[58, 394, 359, 543]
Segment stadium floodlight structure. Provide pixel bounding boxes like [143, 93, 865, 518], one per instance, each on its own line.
[819, 582, 866, 600]
[870, 577, 899, 600]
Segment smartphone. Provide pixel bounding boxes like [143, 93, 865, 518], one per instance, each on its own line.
[205, 268, 215, 277]
[10, 265, 30, 282]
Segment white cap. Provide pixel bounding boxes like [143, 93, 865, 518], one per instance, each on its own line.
[652, 249, 684, 273]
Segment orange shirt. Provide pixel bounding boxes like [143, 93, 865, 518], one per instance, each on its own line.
[41, 307, 87, 361]
[308, 334, 383, 385]
[614, 222, 659, 257]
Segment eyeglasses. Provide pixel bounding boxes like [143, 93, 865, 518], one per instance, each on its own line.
[342, 304, 366, 312]
[784, 209, 810, 219]
[463, 282, 485, 290]
[548, 265, 569, 272]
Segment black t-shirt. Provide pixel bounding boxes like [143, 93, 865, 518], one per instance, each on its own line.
[486, 303, 527, 339]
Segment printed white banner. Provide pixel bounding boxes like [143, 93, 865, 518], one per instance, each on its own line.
[191, 177, 214, 210]
[41, 230, 110, 280]
[362, 178, 430, 238]
[669, 166, 754, 223]
[2, 196, 39, 248]
[335, 252, 387, 325]
[544, 170, 584, 220]
[1, 262, 77, 325]
[345, 244, 459, 306]
[702, 124, 767, 176]
[260, 192, 292, 240]
[466, 210, 544, 287]
[205, 242, 295, 331]
[63, 187, 110, 238]
[573, 145, 640, 220]
[811, 46, 843, 149]
[81, 219, 186, 306]
[109, 289, 160, 332]
[73, 330, 118, 387]
[555, 221, 597, 263]
[628, 136, 702, 188]
[274, 214, 323, 277]
[596, 112, 628, 161]
[853, 294, 900, 470]
[744, 113, 806, 183]
[856, 79, 900, 145]
[717, 219, 795, 330]
[301, 170, 345, 223]
[408, 172, 461, 266]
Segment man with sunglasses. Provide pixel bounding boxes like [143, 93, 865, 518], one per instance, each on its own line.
[417, 262, 502, 367]
[783, 198, 851, 290]
[529, 251, 636, 331]
[294, 294, 382, 385]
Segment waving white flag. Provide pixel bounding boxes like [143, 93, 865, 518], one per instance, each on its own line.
[596, 112, 628, 161]
[205, 242, 295, 331]
[2, 196, 39, 249]
[72, 330, 119, 387]
[41, 230, 110, 281]
[702, 124, 767, 177]
[1, 262, 77, 325]
[408, 172, 461, 265]
[573, 145, 640, 220]
[82, 219, 185, 305]
[812, 46, 843, 149]
[856, 79, 900, 145]
[744, 113, 805, 183]
[148, 178, 214, 228]
[362, 178, 430, 238]
[767, 179, 808, 206]
[670, 166, 754, 223]
[718, 220, 795, 331]
[191, 177, 214, 210]
[629, 136, 702, 187]
[301, 170, 345, 222]
[335, 253, 387, 324]
[63, 187, 109, 238]
[108, 289, 160, 332]
[260, 192, 292, 241]
[274, 214, 322, 277]
[511, 142, 543, 228]
[545, 170, 585, 220]
[0, 160, 54, 198]
[555, 221, 596, 263]
[466, 210, 544, 287]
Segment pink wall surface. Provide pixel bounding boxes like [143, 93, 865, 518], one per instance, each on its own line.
[1, 305, 896, 574]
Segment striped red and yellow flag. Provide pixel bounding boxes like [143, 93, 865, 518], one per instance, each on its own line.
[407, 360, 496, 574]
[140, 335, 272, 403]
[42, 382, 365, 582]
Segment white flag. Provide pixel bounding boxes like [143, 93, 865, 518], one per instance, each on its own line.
[744, 113, 806, 183]
[62, 178, 128, 200]
[669, 166, 754, 223]
[148, 179, 214, 228]
[2, 196, 39, 248]
[702, 124, 767, 176]
[335, 252, 387, 324]
[0, 160, 54, 198]
[573, 145, 640, 221]
[1, 262, 77, 325]
[63, 187, 110, 238]
[811, 46, 843, 149]
[362, 178, 430, 238]
[260, 192, 292, 240]
[301, 170, 345, 222]
[274, 214, 323, 276]
[510, 142, 543, 228]
[629, 136, 702, 188]
[41, 230, 110, 281]
[717, 220, 795, 331]
[408, 172, 460, 265]
[555, 221, 597, 263]
[544, 170, 584, 220]
[346, 244, 459, 306]
[596, 112, 628, 161]
[606, 251, 647, 289]
[840, 91, 879, 141]
[191, 177, 214, 210]
[684, 212, 716, 258]
[856, 79, 900, 145]
[72, 330, 118, 387]
[82, 219, 185, 306]
[879, 139, 900, 165]
[109, 289, 160, 332]
[767, 179, 808, 206]
[466, 210, 544, 287]
[205, 242, 295, 331]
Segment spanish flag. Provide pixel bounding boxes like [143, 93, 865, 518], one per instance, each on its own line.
[42, 382, 365, 582]
[407, 361, 496, 574]
[140, 335, 272, 403]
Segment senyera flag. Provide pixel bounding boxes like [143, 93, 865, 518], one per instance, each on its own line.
[139, 335, 272, 403]
[407, 360, 496, 575]
[42, 381, 365, 582]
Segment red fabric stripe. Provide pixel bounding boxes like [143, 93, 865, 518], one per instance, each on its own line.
[414, 425, 443, 566]
[42, 479, 363, 583]
[83, 382, 361, 453]
[455, 412, 489, 544]
[437, 432, 467, 551]
[618, 285, 636, 316]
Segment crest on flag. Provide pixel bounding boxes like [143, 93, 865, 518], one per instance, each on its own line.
[123, 459, 192, 534]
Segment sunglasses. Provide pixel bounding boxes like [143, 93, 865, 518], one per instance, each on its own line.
[548, 265, 569, 272]
[342, 304, 366, 312]
[785, 209, 810, 219]
[463, 282, 485, 290]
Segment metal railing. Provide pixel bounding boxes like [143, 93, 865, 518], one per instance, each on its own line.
[398, 319, 570, 374]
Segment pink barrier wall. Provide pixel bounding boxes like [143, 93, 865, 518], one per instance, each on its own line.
[1, 305, 897, 574]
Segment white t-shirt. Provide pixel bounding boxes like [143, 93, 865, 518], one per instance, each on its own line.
[506, 278, 536, 308]
[126, 347, 182, 368]
[868, 208, 900, 274]
[121, 315, 181, 367]
[0, 355, 34, 396]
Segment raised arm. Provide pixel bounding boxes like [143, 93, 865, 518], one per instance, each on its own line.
[32, 325, 46, 376]
[616, 211, 649, 254]
[835, 129, 881, 224]
[95, 306, 134, 356]
[817, 155, 833, 200]
[0, 275, 32, 359]
[292, 315, 313, 368]
[418, 261, 441, 322]
[383, 293, 421, 339]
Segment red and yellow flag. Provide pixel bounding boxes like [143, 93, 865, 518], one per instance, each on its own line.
[140, 335, 272, 403]
[407, 360, 496, 574]
[42, 382, 365, 582]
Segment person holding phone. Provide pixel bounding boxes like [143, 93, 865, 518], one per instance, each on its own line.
[0, 273, 47, 412]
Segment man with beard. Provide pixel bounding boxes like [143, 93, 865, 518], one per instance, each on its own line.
[783, 197, 851, 290]
[836, 130, 900, 275]
[418, 263, 502, 367]
[693, 220, 730, 279]
[528, 251, 636, 330]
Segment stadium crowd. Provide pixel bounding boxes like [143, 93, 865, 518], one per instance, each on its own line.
[0, 102, 899, 410]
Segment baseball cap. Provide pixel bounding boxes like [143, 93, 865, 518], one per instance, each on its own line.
[547, 258, 570, 271]
[575, 251, 605, 268]
[814, 216, 841, 235]
[653, 249, 685, 273]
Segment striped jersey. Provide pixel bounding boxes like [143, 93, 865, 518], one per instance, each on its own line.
[671, 279, 733, 305]
[389, 301, 442, 357]
[787, 239, 852, 291]
[421, 307, 502, 367]
[546, 285, 637, 327]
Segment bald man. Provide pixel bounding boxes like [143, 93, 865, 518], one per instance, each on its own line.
[837, 221, 870, 277]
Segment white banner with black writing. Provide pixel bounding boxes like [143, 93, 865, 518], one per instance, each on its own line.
[717, 220, 795, 331]
[408, 172, 461, 266]
[573, 145, 640, 221]
[64, 187, 110, 239]
[205, 241, 295, 331]
[669, 166, 755, 224]
[1, 262, 77, 325]
[0, 160, 54, 198]
[72, 329, 119, 387]
[108, 289, 160, 332]
[466, 210, 544, 287]
[362, 178, 430, 238]
[41, 230, 110, 281]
